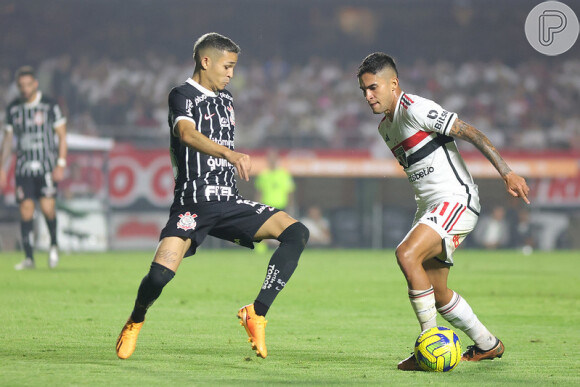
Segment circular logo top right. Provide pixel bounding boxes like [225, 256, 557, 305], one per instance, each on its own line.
[525, 1, 579, 56]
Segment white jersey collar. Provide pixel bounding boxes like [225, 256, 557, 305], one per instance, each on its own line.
[186, 78, 217, 97]
[393, 91, 406, 117]
[382, 92, 405, 125]
[24, 91, 42, 108]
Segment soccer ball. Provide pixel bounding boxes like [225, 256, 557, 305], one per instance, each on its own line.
[414, 326, 462, 372]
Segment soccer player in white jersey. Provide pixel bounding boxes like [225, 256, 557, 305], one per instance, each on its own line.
[357, 52, 530, 370]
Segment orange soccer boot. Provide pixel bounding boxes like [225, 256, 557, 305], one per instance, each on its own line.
[116, 317, 144, 359]
[237, 304, 268, 358]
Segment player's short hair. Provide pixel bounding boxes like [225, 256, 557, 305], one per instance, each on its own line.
[193, 33, 241, 67]
[357, 52, 398, 78]
[15, 65, 36, 80]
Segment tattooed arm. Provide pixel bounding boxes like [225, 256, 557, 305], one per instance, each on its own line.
[450, 119, 530, 204]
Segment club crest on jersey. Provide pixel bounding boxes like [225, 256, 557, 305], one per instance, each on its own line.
[34, 111, 45, 125]
[220, 117, 230, 128]
[393, 146, 408, 168]
[177, 212, 198, 230]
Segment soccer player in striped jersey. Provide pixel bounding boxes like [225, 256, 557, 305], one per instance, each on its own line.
[357, 53, 530, 370]
[116, 33, 309, 360]
[0, 66, 67, 270]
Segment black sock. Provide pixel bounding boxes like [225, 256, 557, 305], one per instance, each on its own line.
[253, 300, 269, 317]
[45, 217, 58, 246]
[130, 262, 175, 323]
[255, 222, 309, 316]
[20, 220, 34, 261]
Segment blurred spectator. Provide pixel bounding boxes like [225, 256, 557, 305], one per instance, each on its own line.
[474, 206, 510, 249]
[254, 149, 295, 253]
[301, 206, 332, 247]
[511, 209, 537, 255]
[255, 149, 295, 213]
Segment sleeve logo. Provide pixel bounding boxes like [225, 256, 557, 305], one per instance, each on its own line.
[185, 99, 194, 117]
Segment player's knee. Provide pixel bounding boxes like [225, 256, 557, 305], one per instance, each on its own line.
[148, 261, 176, 289]
[20, 202, 35, 219]
[395, 245, 408, 263]
[395, 245, 417, 273]
[277, 222, 309, 250]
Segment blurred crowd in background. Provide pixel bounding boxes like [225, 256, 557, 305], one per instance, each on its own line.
[1, 55, 579, 152]
[0, 0, 578, 151]
[0, 0, 578, 251]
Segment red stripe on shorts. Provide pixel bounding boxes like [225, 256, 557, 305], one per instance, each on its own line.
[439, 202, 450, 216]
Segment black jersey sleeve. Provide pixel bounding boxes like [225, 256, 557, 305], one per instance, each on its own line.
[51, 102, 66, 128]
[168, 88, 196, 132]
[4, 102, 14, 132]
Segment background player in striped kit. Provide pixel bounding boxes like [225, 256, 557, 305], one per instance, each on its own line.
[357, 53, 530, 370]
[116, 33, 309, 360]
[0, 66, 67, 270]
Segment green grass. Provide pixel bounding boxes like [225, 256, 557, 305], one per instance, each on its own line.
[1, 248, 579, 386]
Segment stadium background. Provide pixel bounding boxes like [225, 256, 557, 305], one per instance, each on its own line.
[0, 0, 578, 252]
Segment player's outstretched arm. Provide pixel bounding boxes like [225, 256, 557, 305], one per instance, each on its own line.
[176, 120, 251, 181]
[450, 118, 530, 204]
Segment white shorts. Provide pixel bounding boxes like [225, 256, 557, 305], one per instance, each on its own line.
[410, 200, 478, 265]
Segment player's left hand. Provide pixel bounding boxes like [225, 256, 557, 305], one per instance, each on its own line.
[52, 165, 65, 182]
[226, 150, 251, 181]
[503, 171, 530, 204]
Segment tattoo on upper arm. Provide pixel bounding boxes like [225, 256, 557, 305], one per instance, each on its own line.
[451, 119, 512, 177]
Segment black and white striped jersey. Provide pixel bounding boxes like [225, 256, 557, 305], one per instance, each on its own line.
[168, 78, 238, 204]
[4, 92, 66, 177]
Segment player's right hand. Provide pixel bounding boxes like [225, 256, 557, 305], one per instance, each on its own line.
[504, 171, 530, 204]
[226, 151, 251, 181]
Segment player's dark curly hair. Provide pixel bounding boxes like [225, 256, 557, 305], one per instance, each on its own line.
[357, 52, 398, 78]
[193, 32, 241, 67]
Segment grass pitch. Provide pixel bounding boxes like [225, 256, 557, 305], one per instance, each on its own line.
[1, 248, 579, 386]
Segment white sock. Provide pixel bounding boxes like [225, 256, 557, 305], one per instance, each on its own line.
[438, 291, 496, 350]
[408, 287, 437, 331]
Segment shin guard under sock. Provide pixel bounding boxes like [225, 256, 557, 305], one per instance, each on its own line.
[255, 222, 309, 316]
[131, 262, 175, 323]
[20, 220, 34, 261]
[438, 291, 496, 350]
[408, 286, 437, 331]
[45, 217, 58, 247]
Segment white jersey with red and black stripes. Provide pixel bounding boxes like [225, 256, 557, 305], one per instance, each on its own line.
[378, 92, 480, 215]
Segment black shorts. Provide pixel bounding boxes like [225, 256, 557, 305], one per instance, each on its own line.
[15, 173, 58, 203]
[159, 197, 280, 257]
